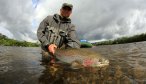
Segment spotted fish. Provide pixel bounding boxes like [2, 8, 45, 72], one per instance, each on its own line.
[54, 48, 109, 69]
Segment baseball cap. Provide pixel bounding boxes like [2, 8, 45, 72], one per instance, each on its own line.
[62, 3, 73, 10]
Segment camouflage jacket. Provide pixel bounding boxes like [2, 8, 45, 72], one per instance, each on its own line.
[37, 14, 80, 50]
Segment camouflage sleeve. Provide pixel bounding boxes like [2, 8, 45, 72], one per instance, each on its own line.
[66, 24, 81, 48]
[37, 16, 50, 47]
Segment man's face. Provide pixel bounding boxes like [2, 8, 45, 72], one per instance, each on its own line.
[60, 7, 72, 18]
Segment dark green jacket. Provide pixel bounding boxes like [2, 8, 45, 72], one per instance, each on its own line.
[37, 14, 80, 50]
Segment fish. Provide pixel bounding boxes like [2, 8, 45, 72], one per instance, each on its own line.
[54, 48, 109, 69]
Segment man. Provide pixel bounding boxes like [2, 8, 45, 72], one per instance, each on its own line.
[37, 3, 81, 63]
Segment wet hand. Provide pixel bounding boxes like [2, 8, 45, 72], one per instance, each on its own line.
[48, 44, 57, 54]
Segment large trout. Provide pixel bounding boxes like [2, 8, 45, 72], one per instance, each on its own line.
[54, 48, 109, 69]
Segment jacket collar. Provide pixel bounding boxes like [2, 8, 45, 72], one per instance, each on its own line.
[53, 14, 71, 23]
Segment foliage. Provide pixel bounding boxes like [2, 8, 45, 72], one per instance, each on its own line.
[92, 33, 146, 46]
[0, 33, 39, 47]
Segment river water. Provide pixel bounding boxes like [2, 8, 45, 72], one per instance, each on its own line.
[0, 41, 146, 84]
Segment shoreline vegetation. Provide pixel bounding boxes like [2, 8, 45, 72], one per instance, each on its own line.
[0, 33, 146, 47]
[92, 33, 146, 46]
[0, 33, 39, 47]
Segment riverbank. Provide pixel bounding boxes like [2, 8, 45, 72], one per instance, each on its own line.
[0, 33, 39, 47]
[92, 33, 146, 46]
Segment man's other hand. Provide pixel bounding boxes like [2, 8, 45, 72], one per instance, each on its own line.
[48, 44, 57, 54]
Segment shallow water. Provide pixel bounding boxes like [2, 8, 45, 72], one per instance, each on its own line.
[0, 41, 146, 84]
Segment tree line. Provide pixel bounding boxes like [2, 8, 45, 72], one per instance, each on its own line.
[1, 33, 146, 47]
[92, 33, 146, 46]
[0, 33, 39, 47]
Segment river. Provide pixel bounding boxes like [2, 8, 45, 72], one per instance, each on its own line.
[0, 41, 146, 84]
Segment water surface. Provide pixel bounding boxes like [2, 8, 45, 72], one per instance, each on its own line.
[0, 41, 146, 84]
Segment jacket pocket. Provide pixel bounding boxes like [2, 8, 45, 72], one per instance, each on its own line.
[45, 26, 67, 47]
[57, 30, 67, 47]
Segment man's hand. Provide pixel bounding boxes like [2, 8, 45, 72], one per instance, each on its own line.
[48, 44, 57, 54]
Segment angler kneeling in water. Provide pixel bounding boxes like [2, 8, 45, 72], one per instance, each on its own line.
[37, 3, 80, 63]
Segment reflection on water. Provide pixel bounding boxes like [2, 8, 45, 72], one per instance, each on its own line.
[0, 41, 146, 84]
[39, 63, 109, 84]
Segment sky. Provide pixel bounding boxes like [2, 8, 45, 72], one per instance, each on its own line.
[0, 0, 146, 42]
